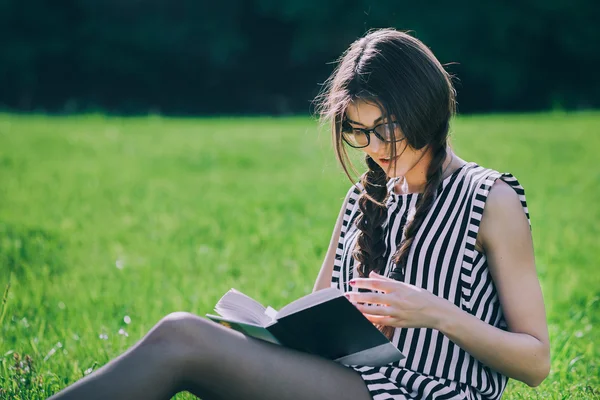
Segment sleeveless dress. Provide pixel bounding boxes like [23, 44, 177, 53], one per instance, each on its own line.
[330, 162, 530, 400]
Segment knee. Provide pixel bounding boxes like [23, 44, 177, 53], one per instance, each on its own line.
[136, 312, 213, 391]
[147, 312, 214, 357]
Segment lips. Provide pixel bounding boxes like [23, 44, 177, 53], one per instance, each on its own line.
[379, 155, 399, 164]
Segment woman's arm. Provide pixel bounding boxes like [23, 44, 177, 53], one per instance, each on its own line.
[313, 190, 350, 292]
[347, 179, 550, 387]
[435, 179, 550, 386]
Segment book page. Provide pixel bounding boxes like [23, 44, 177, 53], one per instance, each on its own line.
[276, 287, 343, 319]
[264, 306, 278, 320]
[206, 314, 281, 345]
[214, 288, 272, 326]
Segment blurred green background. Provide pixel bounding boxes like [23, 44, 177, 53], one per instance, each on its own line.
[1, 1, 599, 399]
[1, 113, 599, 399]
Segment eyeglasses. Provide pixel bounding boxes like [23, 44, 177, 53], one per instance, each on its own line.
[341, 120, 405, 148]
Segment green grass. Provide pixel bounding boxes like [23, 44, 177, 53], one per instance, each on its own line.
[0, 112, 599, 399]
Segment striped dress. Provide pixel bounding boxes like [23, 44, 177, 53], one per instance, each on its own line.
[330, 162, 530, 400]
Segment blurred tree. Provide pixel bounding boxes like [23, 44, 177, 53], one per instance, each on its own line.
[0, 0, 597, 114]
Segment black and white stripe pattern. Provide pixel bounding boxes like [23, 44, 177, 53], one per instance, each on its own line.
[331, 162, 530, 400]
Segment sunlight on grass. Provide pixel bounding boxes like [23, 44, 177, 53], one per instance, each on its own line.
[0, 112, 599, 399]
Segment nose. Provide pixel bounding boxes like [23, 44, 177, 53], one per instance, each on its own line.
[367, 134, 387, 154]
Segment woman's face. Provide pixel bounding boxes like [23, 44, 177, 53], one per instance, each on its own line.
[344, 100, 427, 178]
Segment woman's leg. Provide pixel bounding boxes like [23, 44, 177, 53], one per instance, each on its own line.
[47, 312, 200, 400]
[48, 312, 373, 400]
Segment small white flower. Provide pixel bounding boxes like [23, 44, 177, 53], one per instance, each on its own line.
[44, 348, 56, 361]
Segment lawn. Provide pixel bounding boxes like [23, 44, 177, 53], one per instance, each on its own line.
[0, 112, 598, 399]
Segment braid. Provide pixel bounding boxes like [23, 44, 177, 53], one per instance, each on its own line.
[353, 154, 389, 278]
[391, 142, 447, 277]
[376, 142, 448, 340]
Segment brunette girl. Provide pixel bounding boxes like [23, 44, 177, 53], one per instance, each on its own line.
[49, 28, 549, 400]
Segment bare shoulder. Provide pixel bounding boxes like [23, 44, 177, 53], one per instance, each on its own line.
[486, 178, 522, 210]
[476, 177, 529, 253]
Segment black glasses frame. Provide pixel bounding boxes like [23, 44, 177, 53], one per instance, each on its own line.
[341, 120, 405, 148]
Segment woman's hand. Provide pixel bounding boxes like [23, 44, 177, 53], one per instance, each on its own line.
[344, 270, 453, 329]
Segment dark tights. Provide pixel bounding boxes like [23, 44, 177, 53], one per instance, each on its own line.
[47, 312, 373, 400]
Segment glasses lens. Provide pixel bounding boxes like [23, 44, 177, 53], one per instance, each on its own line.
[341, 122, 369, 147]
[342, 131, 369, 147]
[374, 122, 402, 142]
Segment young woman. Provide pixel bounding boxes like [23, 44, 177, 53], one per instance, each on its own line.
[48, 29, 549, 400]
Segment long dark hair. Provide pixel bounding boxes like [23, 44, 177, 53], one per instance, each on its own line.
[314, 28, 456, 339]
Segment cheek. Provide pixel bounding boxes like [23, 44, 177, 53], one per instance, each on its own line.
[407, 146, 426, 160]
[390, 144, 423, 171]
[394, 142, 418, 160]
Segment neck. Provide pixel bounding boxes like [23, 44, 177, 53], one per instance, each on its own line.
[398, 147, 458, 194]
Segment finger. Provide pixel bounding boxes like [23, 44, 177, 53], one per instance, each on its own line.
[367, 272, 415, 291]
[354, 303, 393, 316]
[349, 278, 399, 293]
[345, 292, 391, 305]
[363, 314, 395, 326]
[369, 271, 396, 281]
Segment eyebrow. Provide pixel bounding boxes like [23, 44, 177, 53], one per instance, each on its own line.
[346, 116, 384, 127]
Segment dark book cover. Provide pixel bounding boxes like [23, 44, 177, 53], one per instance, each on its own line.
[275, 296, 394, 360]
[207, 292, 404, 366]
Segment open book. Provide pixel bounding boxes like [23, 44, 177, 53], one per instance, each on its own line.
[205, 287, 404, 367]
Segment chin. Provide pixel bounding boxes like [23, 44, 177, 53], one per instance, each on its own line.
[372, 157, 407, 177]
[384, 164, 406, 178]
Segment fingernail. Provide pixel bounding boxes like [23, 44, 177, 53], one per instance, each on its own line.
[349, 280, 355, 286]
[345, 294, 351, 300]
